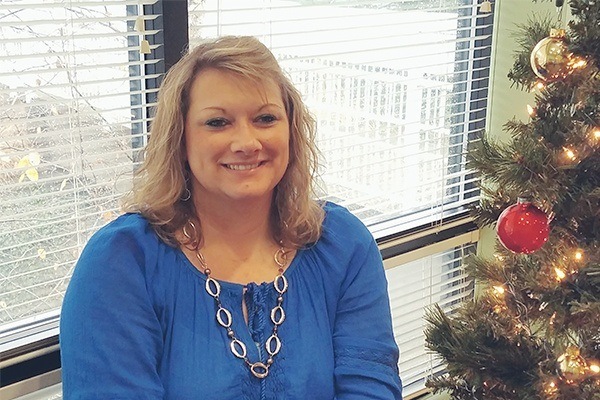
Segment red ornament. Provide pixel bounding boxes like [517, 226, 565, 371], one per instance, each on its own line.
[496, 198, 550, 254]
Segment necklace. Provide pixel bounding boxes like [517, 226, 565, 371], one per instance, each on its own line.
[182, 220, 289, 379]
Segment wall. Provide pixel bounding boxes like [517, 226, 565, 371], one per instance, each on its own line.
[478, 0, 561, 257]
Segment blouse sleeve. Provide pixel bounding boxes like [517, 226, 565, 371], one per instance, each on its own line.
[60, 217, 164, 400]
[333, 238, 403, 399]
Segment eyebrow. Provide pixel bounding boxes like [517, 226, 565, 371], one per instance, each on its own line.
[199, 103, 285, 113]
[199, 106, 226, 113]
[259, 103, 284, 110]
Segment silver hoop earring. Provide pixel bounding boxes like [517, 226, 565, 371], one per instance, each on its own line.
[180, 173, 191, 201]
[180, 187, 191, 202]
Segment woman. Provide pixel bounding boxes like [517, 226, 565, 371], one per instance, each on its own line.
[60, 35, 402, 399]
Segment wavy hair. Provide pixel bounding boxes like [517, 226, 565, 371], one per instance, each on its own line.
[122, 36, 324, 248]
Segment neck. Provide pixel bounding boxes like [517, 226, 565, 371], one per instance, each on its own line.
[193, 195, 276, 251]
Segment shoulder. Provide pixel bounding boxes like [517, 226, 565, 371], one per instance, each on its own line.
[77, 213, 163, 270]
[85, 213, 159, 250]
[303, 203, 384, 300]
[91, 212, 155, 239]
[303, 201, 377, 266]
[320, 201, 374, 248]
[66, 213, 166, 299]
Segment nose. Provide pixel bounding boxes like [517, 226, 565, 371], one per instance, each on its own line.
[230, 122, 262, 154]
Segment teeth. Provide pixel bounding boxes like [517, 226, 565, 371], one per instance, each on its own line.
[226, 163, 260, 171]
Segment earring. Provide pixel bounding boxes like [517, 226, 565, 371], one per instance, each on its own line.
[180, 175, 191, 201]
[180, 187, 191, 201]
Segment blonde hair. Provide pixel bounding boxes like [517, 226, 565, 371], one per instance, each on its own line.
[123, 35, 324, 248]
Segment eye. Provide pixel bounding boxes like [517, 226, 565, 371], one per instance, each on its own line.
[205, 118, 229, 128]
[255, 114, 278, 125]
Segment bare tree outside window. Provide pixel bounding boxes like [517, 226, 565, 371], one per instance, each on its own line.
[0, 2, 153, 325]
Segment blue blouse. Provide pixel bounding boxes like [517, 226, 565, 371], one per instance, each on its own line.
[60, 202, 402, 399]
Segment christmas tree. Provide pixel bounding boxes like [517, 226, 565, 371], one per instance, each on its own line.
[424, 1, 600, 399]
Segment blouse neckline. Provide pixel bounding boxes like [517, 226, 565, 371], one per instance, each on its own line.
[174, 246, 304, 292]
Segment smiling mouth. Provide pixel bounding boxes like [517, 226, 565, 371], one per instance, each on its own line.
[224, 162, 263, 171]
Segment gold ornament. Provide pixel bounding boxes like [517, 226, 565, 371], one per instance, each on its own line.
[530, 29, 574, 81]
[558, 346, 588, 380]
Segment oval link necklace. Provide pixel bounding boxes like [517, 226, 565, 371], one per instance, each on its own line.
[183, 220, 289, 379]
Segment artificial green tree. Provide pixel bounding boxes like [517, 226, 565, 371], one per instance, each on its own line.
[425, 1, 600, 398]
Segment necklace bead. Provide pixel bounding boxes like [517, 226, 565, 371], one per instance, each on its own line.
[250, 362, 269, 379]
[205, 277, 221, 297]
[216, 307, 232, 328]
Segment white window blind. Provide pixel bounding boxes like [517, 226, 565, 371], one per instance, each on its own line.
[385, 238, 476, 397]
[0, 0, 161, 335]
[188, 0, 490, 235]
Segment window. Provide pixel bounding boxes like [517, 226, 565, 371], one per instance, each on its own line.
[188, 0, 490, 235]
[0, 0, 161, 367]
[0, 1, 492, 398]
[384, 235, 477, 396]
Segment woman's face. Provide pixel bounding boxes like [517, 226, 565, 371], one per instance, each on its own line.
[184, 68, 290, 207]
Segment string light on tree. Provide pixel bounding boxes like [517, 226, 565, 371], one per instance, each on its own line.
[563, 147, 576, 160]
[493, 285, 506, 296]
[549, 312, 556, 326]
[560, 146, 580, 165]
[570, 57, 587, 70]
[544, 379, 558, 395]
[493, 304, 505, 314]
[558, 147, 580, 165]
[535, 81, 545, 90]
[496, 197, 550, 254]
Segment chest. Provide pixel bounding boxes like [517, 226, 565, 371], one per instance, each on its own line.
[154, 269, 336, 400]
[179, 246, 297, 288]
